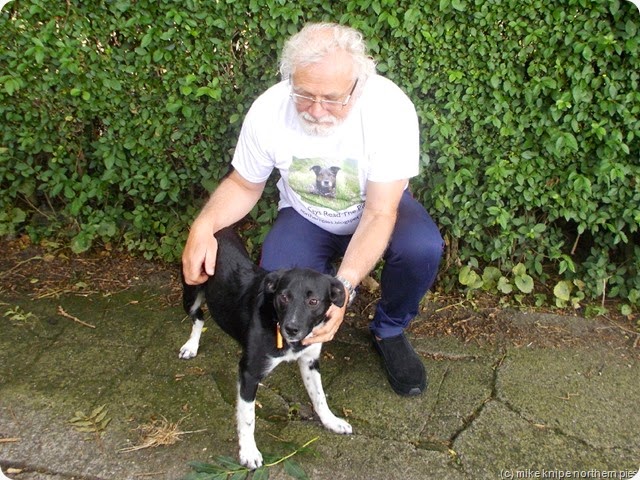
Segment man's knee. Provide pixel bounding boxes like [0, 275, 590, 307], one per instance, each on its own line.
[388, 220, 443, 268]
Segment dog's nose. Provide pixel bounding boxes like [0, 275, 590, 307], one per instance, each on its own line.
[284, 325, 299, 337]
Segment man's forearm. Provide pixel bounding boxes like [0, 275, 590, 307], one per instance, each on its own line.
[336, 179, 406, 290]
[337, 208, 397, 288]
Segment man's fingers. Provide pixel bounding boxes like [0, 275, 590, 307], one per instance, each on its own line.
[302, 304, 345, 345]
[302, 329, 334, 345]
[182, 234, 218, 285]
[184, 271, 209, 286]
[203, 248, 216, 276]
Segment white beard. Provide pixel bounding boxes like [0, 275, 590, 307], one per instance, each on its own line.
[298, 111, 343, 136]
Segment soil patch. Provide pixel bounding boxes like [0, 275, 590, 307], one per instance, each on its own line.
[1, 235, 638, 352]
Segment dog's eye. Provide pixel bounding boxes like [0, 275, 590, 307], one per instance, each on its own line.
[278, 293, 289, 304]
[308, 298, 319, 307]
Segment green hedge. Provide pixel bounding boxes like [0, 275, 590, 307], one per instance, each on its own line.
[1, 0, 638, 309]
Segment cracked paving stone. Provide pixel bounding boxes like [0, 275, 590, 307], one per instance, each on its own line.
[453, 401, 636, 477]
[496, 345, 640, 452]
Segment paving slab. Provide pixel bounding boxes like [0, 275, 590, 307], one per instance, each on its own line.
[1, 286, 639, 480]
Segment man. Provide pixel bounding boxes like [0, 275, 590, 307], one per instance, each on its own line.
[182, 22, 443, 396]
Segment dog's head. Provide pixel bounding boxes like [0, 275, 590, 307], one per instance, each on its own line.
[310, 165, 340, 195]
[264, 268, 346, 344]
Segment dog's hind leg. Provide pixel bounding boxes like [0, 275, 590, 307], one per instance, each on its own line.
[298, 345, 352, 435]
[236, 370, 263, 469]
[179, 286, 206, 359]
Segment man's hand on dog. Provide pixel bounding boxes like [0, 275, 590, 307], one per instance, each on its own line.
[182, 224, 218, 285]
[302, 302, 347, 345]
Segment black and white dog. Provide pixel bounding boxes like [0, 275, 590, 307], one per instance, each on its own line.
[179, 227, 352, 469]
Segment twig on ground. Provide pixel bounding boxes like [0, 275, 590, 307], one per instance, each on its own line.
[436, 301, 468, 312]
[57, 305, 96, 329]
[602, 314, 640, 338]
[0, 256, 43, 278]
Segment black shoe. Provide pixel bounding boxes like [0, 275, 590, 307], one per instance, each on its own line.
[372, 333, 427, 396]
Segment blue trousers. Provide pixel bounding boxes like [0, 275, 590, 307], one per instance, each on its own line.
[260, 191, 444, 338]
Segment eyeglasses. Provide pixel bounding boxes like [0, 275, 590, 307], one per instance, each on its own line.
[290, 79, 359, 111]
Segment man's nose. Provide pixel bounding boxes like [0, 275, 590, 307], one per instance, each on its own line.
[307, 100, 328, 118]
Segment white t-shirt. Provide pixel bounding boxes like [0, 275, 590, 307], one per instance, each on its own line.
[231, 74, 420, 235]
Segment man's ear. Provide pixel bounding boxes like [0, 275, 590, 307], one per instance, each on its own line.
[329, 277, 347, 308]
[264, 270, 283, 294]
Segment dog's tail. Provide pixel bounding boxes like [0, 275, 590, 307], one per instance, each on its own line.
[183, 283, 206, 317]
[181, 265, 206, 323]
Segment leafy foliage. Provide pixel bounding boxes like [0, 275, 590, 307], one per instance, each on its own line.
[3, 305, 38, 325]
[69, 404, 112, 434]
[409, 0, 640, 310]
[0, 0, 638, 307]
[183, 436, 318, 480]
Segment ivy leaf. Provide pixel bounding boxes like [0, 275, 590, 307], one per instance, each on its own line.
[554, 281, 572, 302]
[497, 277, 513, 294]
[481, 266, 502, 290]
[70, 232, 93, 254]
[514, 274, 534, 294]
[459, 266, 477, 287]
[512, 263, 527, 277]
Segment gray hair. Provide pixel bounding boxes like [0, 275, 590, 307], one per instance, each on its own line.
[279, 23, 376, 82]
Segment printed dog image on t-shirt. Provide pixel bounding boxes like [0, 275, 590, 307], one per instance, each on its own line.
[287, 156, 363, 211]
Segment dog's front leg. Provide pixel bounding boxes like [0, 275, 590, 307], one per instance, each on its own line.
[298, 346, 352, 435]
[237, 369, 263, 469]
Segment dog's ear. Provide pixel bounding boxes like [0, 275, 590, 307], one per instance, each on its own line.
[264, 270, 283, 294]
[329, 277, 347, 308]
[310, 165, 321, 174]
[329, 166, 341, 174]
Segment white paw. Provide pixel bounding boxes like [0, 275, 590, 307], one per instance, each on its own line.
[179, 340, 199, 359]
[323, 416, 352, 435]
[239, 444, 263, 470]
